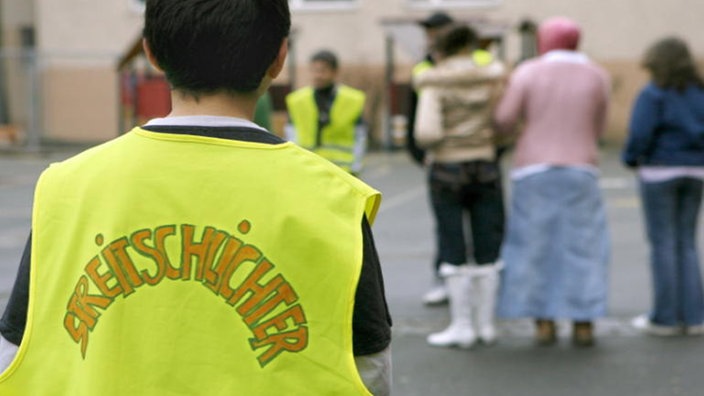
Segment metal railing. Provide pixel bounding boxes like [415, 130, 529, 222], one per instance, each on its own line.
[0, 49, 41, 151]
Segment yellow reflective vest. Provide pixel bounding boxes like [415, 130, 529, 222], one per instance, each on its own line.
[286, 85, 365, 173]
[412, 60, 434, 95]
[414, 50, 493, 80]
[412, 59, 433, 78]
[472, 49, 494, 66]
[0, 128, 381, 395]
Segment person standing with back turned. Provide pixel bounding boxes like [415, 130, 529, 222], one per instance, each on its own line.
[414, 24, 507, 348]
[623, 37, 704, 337]
[494, 16, 611, 347]
[0, 1, 392, 395]
[408, 12, 455, 306]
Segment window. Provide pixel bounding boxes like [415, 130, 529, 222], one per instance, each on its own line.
[289, 0, 359, 11]
[408, 0, 501, 8]
[129, 0, 145, 13]
[130, 1, 357, 13]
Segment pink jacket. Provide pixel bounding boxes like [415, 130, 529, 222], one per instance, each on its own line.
[494, 50, 610, 168]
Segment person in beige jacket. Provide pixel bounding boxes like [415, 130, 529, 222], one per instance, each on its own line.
[414, 24, 507, 348]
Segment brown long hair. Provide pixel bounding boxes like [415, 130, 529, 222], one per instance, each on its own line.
[643, 36, 704, 91]
[433, 24, 477, 58]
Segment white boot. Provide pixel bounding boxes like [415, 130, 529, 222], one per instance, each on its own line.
[427, 264, 476, 348]
[422, 282, 448, 305]
[473, 263, 501, 344]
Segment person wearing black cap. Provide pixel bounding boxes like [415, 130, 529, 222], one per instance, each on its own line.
[420, 11, 454, 31]
[409, 12, 454, 167]
[409, 11, 454, 306]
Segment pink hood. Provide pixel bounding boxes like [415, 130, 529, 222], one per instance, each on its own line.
[538, 17, 581, 54]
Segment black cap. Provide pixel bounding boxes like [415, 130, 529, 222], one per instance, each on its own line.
[419, 12, 453, 29]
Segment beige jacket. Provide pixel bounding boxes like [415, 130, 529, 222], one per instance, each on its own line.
[413, 54, 507, 164]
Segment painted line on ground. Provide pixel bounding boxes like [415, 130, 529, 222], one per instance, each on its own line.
[378, 185, 426, 214]
[600, 177, 634, 190]
[393, 317, 653, 338]
[0, 227, 29, 249]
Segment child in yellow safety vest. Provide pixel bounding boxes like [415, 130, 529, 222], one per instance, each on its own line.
[0, 1, 392, 395]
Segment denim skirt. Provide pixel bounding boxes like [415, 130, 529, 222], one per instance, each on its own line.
[497, 168, 610, 320]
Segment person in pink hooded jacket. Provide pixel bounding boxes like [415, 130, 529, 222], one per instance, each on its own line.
[493, 17, 611, 347]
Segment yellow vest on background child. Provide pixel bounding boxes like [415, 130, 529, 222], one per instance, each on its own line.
[286, 85, 365, 173]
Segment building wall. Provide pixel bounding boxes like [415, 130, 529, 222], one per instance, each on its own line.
[30, 0, 704, 143]
[34, 0, 142, 141]
[36, 0, 142, 54]
[2, 0, 35, 138]
[42, 66, 119, 141]
[289, 0, 704, 143]
[2, 0, 34, 46]
[290, 0, 704, 65]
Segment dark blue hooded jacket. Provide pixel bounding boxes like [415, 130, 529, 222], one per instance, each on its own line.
[622, 82, 704, 167]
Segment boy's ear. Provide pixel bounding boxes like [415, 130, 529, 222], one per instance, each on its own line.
[266, 39, 288, 79]
[142, 38, 164, 73]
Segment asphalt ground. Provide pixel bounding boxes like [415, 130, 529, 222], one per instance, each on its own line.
[1, 145, 703, 395]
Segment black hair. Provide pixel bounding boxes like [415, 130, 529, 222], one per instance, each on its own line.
[643, 36, 704, 91]
[434, 24, 477, 58]
[143, 0, 290, 96]
[310, 50, 339, 71]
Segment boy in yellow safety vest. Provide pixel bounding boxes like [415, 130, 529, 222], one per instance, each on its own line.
[285, 50, 367, 175]
[0, 1, 391, 395]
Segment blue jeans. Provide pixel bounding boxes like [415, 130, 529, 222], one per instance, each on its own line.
[428, 161, 505, 266]
[640, 177, 704, 326]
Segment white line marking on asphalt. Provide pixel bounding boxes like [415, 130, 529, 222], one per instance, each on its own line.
[0, 175, 38, 187]
[362, 164, 392, 180]
[600, 177, 633, 189]
[0, 208, 31, 219]
[0, 227, 28, 249]
[609, 197, 640, 209]
[377, 178, 636, 214]
[393, 317, 646, 338]
[378, 185, 426, 214]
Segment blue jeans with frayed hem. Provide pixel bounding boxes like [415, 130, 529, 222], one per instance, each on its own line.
[640, 177, 704, 326]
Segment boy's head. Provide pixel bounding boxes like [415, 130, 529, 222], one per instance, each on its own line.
[143, 0, 290, 97]
[309, 50, 339, 90]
